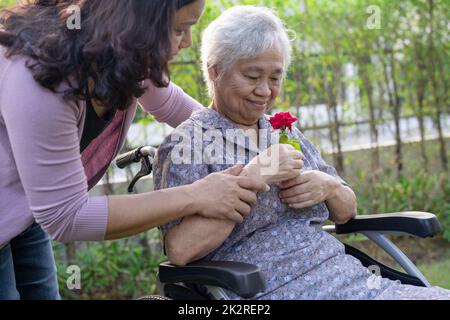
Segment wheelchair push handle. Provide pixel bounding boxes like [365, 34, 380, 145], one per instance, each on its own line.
[116, 146, 157, 193]
[116, 146, 156, 169]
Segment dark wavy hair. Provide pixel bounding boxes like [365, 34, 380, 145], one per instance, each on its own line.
[0, 0, 197, 110]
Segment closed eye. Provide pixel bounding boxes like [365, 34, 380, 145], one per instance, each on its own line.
[174, 29, 186, 37]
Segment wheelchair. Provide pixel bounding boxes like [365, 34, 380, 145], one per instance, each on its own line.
[116, 146, 443, 300]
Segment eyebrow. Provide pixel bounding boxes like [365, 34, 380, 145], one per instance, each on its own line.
[244, 66, 283, 74]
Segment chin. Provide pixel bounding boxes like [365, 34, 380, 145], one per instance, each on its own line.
[241, 116, 261, 126]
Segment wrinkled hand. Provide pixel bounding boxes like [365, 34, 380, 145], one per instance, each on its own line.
[244, 144, 303, 184]
[279, 170, 340, 209]
[192, 163, 270, 223]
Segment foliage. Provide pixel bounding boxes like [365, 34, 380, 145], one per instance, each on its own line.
[53, 231, 165, 300]
[0, 0, 15, 7]
[355, 171, 450, 241]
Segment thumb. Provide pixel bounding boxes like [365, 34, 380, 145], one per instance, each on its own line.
[222, 162, 244, 176]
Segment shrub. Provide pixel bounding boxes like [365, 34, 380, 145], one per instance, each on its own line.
[355, 171, 450, 242]
[53, 231, 165, 300]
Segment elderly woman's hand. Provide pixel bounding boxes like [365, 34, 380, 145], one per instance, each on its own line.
[243, 144, 304, 185]
[278, 170, 340, 209]
[191, 163, 270, 223]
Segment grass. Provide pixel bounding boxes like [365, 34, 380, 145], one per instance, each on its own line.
[418, 253, 450, 289]
[335, 233, 450, 290]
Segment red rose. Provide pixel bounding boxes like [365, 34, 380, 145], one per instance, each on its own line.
[269, 112, 298, 132]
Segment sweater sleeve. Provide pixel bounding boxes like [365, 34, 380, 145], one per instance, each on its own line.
[0, 58, 109, 243]
[138, 79, 202, 128]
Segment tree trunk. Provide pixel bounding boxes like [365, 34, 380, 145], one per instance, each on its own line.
[410, 19, 430, 172]
[139, 232, 152, 259]
[427, 0, 448, 171]
[416, 78, 429, 172]
[417, 101, 429, 172]
[65, 243, 76, 264]
[389, 52, 403, 179]
[331, 103, 344, 173]
[102, 169, 114, 195]
[379, 41, 403, 180]
[393, 110, 403, 180]
[324, 67, 344, 173]
[359, 56, 381, 181]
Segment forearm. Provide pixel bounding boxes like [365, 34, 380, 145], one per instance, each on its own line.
[164, 167, 255, 265]
[105, 185, 198, 240]
[326, 182, 357, 224]
[165, 216, 235, 266]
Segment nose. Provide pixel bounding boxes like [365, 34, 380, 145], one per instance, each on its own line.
[180, 30, 192, 49]
[254, 80, 271, 97]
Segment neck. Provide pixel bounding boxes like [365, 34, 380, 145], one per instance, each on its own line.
[210, 104, 258, 130]
[87, 74, 111, 119]
[210, 104, 259, 144]
[236, 122, 258, 132]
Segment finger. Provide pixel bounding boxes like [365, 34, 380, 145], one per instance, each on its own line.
[279, 176, 300, 189]
[238, 189, 258, 205]
[289, 151, 303, 160]
[281, 193, 313, 204]
[292, 160, 304, 169]
[222, 163, 244, 176]
[280, 175, 307, 189]
[279, 143, 295, 151]
[281, 172, 310, 189]
[227, 210, 244, 223]
[235, 201, 252, 217]
[237, 176, 270, 192]
[288, 200, 317, 209]
[279, 186, 302, 199]
[279, 184, 309, 198]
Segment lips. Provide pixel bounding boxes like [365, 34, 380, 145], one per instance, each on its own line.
[246, 99, 269, 109]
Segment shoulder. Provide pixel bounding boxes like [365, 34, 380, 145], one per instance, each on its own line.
[0, 51, 81, 121]
[154, 109, 213, 175]
[1, 52, 43, 94]
[158, 108, 212, 149]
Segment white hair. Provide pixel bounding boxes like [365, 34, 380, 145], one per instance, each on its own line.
[201, 5, 293, 97]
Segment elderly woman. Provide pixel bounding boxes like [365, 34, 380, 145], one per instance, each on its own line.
[153, 6, 450, 300]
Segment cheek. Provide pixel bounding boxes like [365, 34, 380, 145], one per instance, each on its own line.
[270, 86, 281, 100]
[170, 36, 181, 51]
[240, 81, 259, 97]
[228, 80, 252, 100]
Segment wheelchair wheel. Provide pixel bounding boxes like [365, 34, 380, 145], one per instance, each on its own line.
[136, 295, 171, 300]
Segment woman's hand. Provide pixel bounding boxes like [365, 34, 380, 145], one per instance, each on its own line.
[278, 170, 340, 209]
[243, 144, 304, 184]
[190, 164, 270, 223]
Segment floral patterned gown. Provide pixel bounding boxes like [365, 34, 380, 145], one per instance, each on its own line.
[153, 108, 450, 300]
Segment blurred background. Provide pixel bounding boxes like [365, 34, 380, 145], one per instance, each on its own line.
[1, 0, 449, 299]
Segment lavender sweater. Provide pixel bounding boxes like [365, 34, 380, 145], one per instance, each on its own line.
[0, 47, 201, 248]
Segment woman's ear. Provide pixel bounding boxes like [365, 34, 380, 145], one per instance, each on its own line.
[208, 65, 219, 82]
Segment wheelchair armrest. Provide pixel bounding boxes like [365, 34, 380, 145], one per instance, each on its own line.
[158, 260, 266, 299]
[335, 211, 442, 238]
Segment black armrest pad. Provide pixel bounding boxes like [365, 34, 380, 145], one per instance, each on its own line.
[335, 211, 442, 238]
[158, 260, 266, 298]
